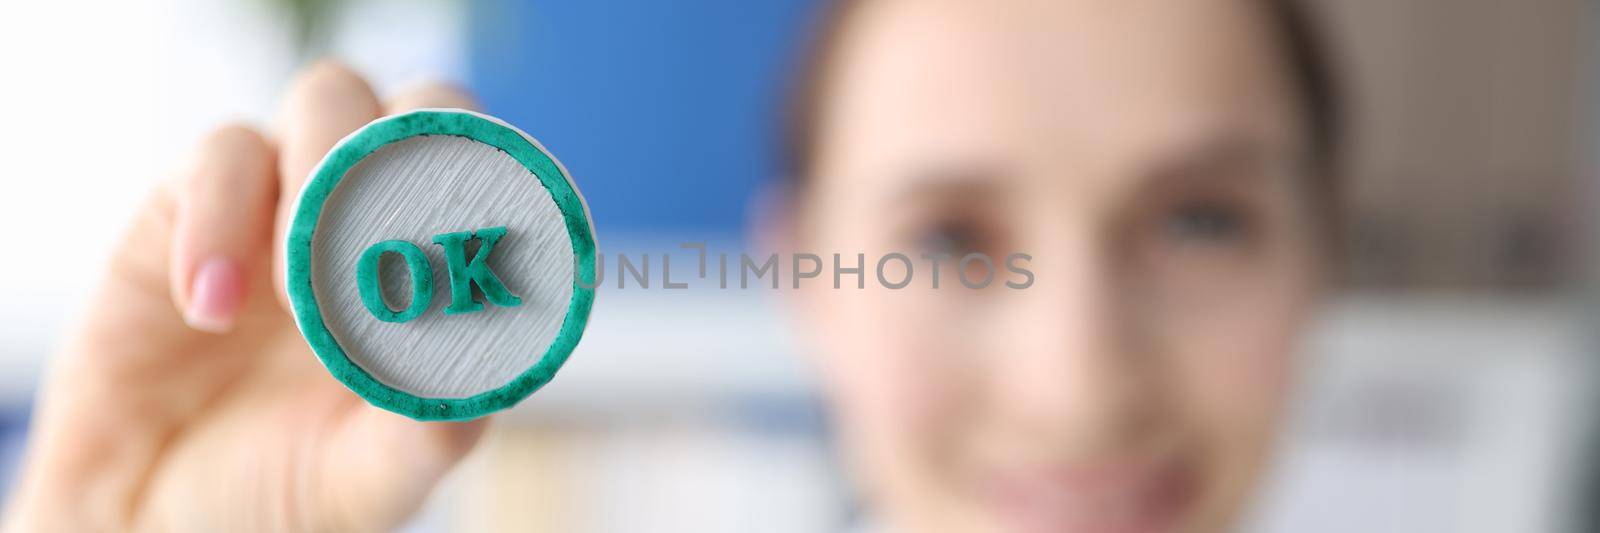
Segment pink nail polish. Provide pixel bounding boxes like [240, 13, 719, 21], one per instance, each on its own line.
[185, 258, 245, 333]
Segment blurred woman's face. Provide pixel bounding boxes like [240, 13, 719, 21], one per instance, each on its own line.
[793, 1, 1322, 532]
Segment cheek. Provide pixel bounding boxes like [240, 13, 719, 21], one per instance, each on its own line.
[1179, 321, 1294, 426]
[1157, 272, 1310, 530]
[1168, 278, 1304, 429]
[810, 289, 993, 529]
[806, 223, 973, 441]
[1153, 223, 1316, 425]
[813, 286, 968, 471]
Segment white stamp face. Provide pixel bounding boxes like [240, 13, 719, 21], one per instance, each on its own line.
[286, 109, 596, 421]
[314, 135, 576, 399]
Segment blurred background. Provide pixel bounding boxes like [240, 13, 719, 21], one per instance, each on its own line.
[0, 0, 1595, 531]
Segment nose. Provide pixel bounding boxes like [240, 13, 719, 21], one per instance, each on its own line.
[985, 232, 1162, 455]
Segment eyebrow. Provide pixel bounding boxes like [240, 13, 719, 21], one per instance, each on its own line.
[1143, 133, 1304, 188]
[876, 134, 1302, 212]
[886, 162, 1012, 206]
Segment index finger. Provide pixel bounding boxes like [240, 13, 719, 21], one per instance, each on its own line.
[384, 80, 480, 115]
[272, 60, 383, 307]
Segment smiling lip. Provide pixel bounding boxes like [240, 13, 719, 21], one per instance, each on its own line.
[982, 455, 1196, 533]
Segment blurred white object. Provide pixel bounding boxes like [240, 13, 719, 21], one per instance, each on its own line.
[1249, 296, 1591, 533]
[0, 0, 466, 406]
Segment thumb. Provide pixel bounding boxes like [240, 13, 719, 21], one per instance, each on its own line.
[318, 405, 489, 530]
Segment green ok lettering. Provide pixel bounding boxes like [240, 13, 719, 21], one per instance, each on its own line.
[431, 226, 523, 315]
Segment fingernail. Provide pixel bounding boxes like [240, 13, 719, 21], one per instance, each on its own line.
[186, 257, 245, 333]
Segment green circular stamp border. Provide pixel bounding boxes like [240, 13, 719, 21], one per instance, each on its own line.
[286, 109, 597, 422]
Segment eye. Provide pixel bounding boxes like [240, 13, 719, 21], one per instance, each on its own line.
[915, 215, 991, 257]
[1163, 200, 1250, 245]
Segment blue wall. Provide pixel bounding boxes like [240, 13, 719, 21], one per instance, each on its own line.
[468, 0, 818, 239]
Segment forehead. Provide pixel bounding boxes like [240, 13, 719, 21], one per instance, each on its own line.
[814, 0, 1301, 186]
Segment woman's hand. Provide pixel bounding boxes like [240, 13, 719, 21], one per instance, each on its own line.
[3, 61, 487, 532]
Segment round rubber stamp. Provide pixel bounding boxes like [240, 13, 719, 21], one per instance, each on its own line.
[285, 109, 596, 421]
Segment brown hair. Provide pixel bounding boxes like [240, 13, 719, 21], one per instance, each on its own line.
[781, 0, 1343, 224]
